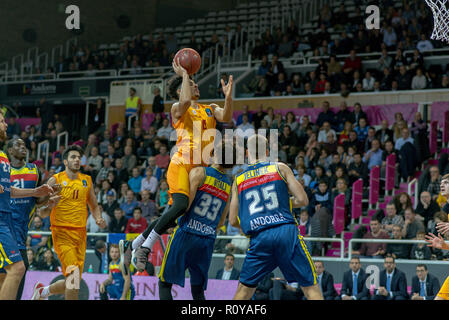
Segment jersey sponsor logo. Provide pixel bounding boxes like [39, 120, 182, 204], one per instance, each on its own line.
[205, 108, 212, 117]
[82, 179, 87, 187]
[186, 218, 216, 236]
[63, 181, 67, 186]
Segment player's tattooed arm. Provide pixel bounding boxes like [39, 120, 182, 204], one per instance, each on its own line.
[229, 180, 240, 228]
[187, 167, 205, 209]
[212, 75, 234, 123]
[278, 162, 309, 208]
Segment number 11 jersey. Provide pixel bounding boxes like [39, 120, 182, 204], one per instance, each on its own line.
[235, 161, 297, 236]
[50, 171, 92, 228]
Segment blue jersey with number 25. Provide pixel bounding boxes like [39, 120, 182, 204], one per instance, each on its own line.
[236, 161, 296, 236]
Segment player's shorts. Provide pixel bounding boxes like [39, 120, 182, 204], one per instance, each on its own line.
[0, 212, 23, 272]
[239, 223, 317, 288]
[51, 226, 87, 277]
[437, 276, 449, 300]
[158, 227, 214, 290]
[166, 162, 196, 205]
[106, 284, 135, 300]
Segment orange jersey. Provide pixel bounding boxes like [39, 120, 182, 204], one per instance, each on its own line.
[172, 103, 216, 166]
[50, 171, 92, 228]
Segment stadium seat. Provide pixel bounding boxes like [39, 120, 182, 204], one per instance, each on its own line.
[368, 209, 377, 217]
[361, 217, 371, 225]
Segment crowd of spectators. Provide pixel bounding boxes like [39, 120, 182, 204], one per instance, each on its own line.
[244, 0, 449, 97]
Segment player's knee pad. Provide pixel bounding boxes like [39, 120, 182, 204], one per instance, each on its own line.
[191, 285, 205, 300]
[158, 280, 173, 300]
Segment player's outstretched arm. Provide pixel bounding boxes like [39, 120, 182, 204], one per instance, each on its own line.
[171, 59, 192, 122]
[278, 162, 309, 208]
[187, 167, 205, 209]
[10, 184, 54, 198]
[212, 75, 234, 123]
[87, 183, 107, 229]
[229, 180, 240, 228]
[426, 233, 449, 250]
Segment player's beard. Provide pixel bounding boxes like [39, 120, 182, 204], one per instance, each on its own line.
[0, 129, 7, 141]
[69, 163, 80, 173]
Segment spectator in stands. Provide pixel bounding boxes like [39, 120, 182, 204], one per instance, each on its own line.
[125, 87, 141, 125]
[411, 68, 427, 89]
[363, 139, 383, 170]
[337, 256, 370, 300]
[318, 121, 337, 144]
[114, 158, 129, 183]
[377, 49, 393, 73]
[128, 167, 143, 194]
[139, 189, 158, 223]
[120, 146, 136, 175]
[155, 144, 170, 170]
[411, 264, 440, 300]
[396, 65, 412, 90]
[342, 50, 362, 79]
[120, 190, 139, 219]
[314, 261, 337, 300]
[411, 111, 430, 164]
[393, 192, 413, 216]
[157, 118, 173, 141]
[310, 207, 335, 255]
[85, 146, 103, 178]
[86, 205, 110, 233]
[27, 215, 49, 253]
[309, 180, 332, 216]
[141, 167, 158, 199]
[416, 33, 434, 52]
[155, 179, 169, 214]
[335, 102, 352, 133]
[416, 191, 440, 226]
[402, 207, 425, 239]
[215, 253, 240, 280]
[410, 231, 432, 260]
[348, 153, 368, 185]
[382, 202, 405, 237]
[427, 166, 442, 199]
[350, 103, 367, 126]
[395, 127, 414, 151]
[103, 190, 119, 219]
[96, 157, 114, 185]
[352, 218, 389, 258]
[386, 224, 410, 259]
[36, 248, 60, 272]
[362, 71, 375, 91]
[383, 25, 398, 50]
[6, 116, 21, 139]
[109, 208, 128, 233]
[252, 105, 267, 130]
[125, 207, 148, 234]
[236, 114, 255, 139]
[150, 87, 164, 115]
[316, 101, 335, 129]
[371, 255, 408, 300]
[375, 120, 394, 147]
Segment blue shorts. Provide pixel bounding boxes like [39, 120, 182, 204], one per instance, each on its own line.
[0, 212, 23, 272]
[107, 284, 135, 300]
[159, 228, 214, 290]
[239, 223, 317, 288]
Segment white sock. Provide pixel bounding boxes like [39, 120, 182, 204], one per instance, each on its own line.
[141, 230, 161, 250]
[41, 286, 51, 298]
[132, 234, 145, 250]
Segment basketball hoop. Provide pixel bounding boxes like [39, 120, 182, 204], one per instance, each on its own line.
[425, 0, 449, 42]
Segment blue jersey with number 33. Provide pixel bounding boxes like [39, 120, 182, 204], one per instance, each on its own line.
[236, 161, 296, 236]
[177, 167, 231, 239]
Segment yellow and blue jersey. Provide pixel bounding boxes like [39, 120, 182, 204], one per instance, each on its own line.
[0, 151, 11, 214]
[10, 163, 39, 250]
[235, 161, 296, 236]
[176, 166, 231, 239]
[108, 259, 135, 300]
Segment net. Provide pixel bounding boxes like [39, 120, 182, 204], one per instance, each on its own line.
[425, 0, 449, 42]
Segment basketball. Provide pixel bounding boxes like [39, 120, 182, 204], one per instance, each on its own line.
[174, 48, 202, 75]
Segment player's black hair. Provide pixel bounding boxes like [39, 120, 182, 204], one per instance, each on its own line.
[168, 76, 183, 100]
[416, 264, 428, 271]
[6, 138, 19, 151]
[63, 144, 84, 160]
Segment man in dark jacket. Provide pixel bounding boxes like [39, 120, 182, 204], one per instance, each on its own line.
[415, 191, 440, 226]
[314, 261, 338, 300]
[371, 255, 409, 300]
[411, 264, 440, 300]
[348, 153, 369, 185]
[152, 87, 164, 114]
[109, 208, 128, 233]
[215, 253, 240, 280]
[316, 101, 335, 129]
[337, 256, 370, 300]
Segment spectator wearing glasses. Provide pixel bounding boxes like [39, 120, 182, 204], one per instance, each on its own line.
[411, 264, 440, 300]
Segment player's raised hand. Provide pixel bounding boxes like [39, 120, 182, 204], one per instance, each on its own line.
[425, 233, 445, 249]
[221, 75, 233, 98]
[172, 58, 187, 77]
[436, 222, 449, 235]
[34, 184, 54, 197]
[96, 217, 107, 229]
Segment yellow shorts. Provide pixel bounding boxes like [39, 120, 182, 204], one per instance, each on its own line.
[437, 276, 449, 300]
[51, 226, 87, 277]
[166, 161, 196, 205]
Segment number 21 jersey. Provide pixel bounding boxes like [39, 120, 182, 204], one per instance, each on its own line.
[236, 161, 296, 236]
